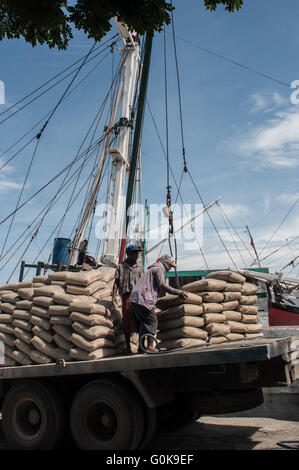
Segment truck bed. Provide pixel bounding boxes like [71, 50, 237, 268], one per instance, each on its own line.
[0, 336, 296, 380]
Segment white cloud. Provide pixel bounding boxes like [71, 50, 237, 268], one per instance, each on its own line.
[245, 91, 288, 114]
[276, 192, 299, 204]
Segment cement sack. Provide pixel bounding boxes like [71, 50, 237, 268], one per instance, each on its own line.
[33, 296, 53, 308]
[237, 305, 258, 315]
[92, 289, 113, 301]
[70, 313, 113, 330]
[227, 333, 245, 341]
[54, 333, 72, 351]
[2, 281, 32, 291]
[0, 313, 12, 324]
[12, 319, 32, 332]
[31, 315, 51, 331]
[70, 347, 116, 361]
[0, 303, 15, 314]
[66, 281, 106, 296]
[33, 283, 47, 287]
[12, 310, 31, 321]
[0, 331, 15, 347]
[157, 326, 208, 341]
[65, 269, 103, 287]
[224, 283, 243, 292]
[98, 266, 116, 283]
[15, 300, 32, 310]
[200, 292, 225, 303]
[221, 301, 239, 311]
[241, 282, 258, 295]
[72, 322, 114, 341]
[52, 325, 73, 342]
[31, 305, 49, 319]
[223, 310, 242, 321]
[241, 314, 259, 324]
[53, 292, 96, 306]
[244, 332, 264, 338]
[158, 315, 205, 331]
[14, 338, 33, 357]
[17, 288, 34, 300]
[12, 350, 33, 365]
[50, 316, 72, 326]
[157, 304, 204, 322]
[33, 275, 49, 284]
[156, 292, 202, 311]
[204, 323, 230, 335]
[239, 295, 258, 306]
[31, 336, 70, 361]
[0, 323, 14, 334]
[205, 270, 246, 284]
[32, 325, 55, 343]
[203, 313, 226, 324]
[48, 272, 68, 282]
[208, 336, 228, 345]
[202, 303, 224, 313]
[158, 338, 206, 350]
[14, 327, 33, 345]
[182, 278, 227, 293]
[0, 290, 14, 297]
[223, 292, 241, 301]
[224, 321, 247, 333]
[243, 323, 263, 334]
[1, 292, 20, 303]
[48, 305, 70, 316]
[71, 333, 114, 352]
[110, 308, 122, 330]
[50, 281, 65, 286]
[69, 301, 110, 316]
[33, 285, 65, 298]
[30, 350, 53, 364]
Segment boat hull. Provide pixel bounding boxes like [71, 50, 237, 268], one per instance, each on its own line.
[269, 304, 299, 326]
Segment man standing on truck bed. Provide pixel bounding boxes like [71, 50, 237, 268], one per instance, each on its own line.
[114, 244, 144, 354]
[130, 254, 188, 353]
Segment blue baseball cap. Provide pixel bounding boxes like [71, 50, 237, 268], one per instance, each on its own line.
[126, 244, 142, 253]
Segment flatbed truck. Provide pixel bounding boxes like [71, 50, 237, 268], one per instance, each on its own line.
[0, 335, 297, 450]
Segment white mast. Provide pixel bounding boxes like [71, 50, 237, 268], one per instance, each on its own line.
[69, 19, 141, 266]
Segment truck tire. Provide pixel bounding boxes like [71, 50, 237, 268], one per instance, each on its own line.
[2, 380, 67, 450]
[157, 399, 200, 431]
[138, 405, 157, 449]
[70, 379, 144, 450]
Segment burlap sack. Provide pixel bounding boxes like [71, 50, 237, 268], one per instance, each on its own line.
[202, 303, 224, 313]
[205, 270, 245, 284]
[157, 326, 208, 341]
[0, 313, 12, 323]
[30, 315, 51, 331]
[66, 281, 106, 296]
[203, 313, 226, 324]
[31, 336, 70, 360]
[244, 332, 264, 338]
[1, 292, 20, 303]
[223, 292, 241, 301]
[48, 305, 70, 316]
[65, 269, 103, 287]
[0, 331, 15, 346]
[223, 310, 242, 321]
[208, 336, 228, 345]
[12, 319, 32, 332]
[221, 301, 239, 311]
[12, 310, 31, 321]
[70, 347, 116, 361]
[241, 282, 258, 295]
[71, 333, 115, 352]
[239, 295, 258, 306]
[158, 315, 205, 331]
[33, 285, 65, 298]
[200, 292, 225, 303]
[241, 314, 259, 324]
[15, 300, 32, 310]
[52, 325, 73, 342]
[31, 305, 49, 319]
[224, 321, 247, 333]
[17, 288, 34, 300]
[0, 323, 14, 334]
[156, 292, 202, 310]
[72, 322, 114, 341]
[33, 296, 53, 308]
[14, 338, 33, 356]
[0, 303, 15, 314]
[69, 301, 110, 316]
[13, 327, 33, 345]
[158, 338, 206, 349]
[50, 316, 72, 326]
[224, 283, 243, 292]
[54, 334, 72, 351]
[204, 323, 230, 335]
[12, 350, 33, 365]
[182, 279, 227, 293]
[32, 325, 55, 343]
[30, 350, 53, 364]
[157, 304, 204, 321]
[237, 305, 258, 315]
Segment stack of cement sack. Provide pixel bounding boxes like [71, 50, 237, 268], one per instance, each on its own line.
[156, 270, 263, 349]
[0, 267, 122, 366]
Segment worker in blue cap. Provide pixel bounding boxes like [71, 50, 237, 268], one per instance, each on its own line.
[114, 244, 144, 353]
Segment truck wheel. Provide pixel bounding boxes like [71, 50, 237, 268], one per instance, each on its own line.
[70, 379, 144, 450]
[157, 400, 200, 431]
[138, 405, 157, 449]
[2, 380, 67, 450]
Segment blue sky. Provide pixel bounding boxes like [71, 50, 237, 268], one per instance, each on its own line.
[1, 0, 299, 283]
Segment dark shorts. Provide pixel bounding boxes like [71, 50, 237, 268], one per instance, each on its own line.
[130, 302, 158, 337]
